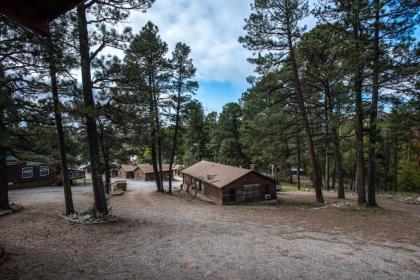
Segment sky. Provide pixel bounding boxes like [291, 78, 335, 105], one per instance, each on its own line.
[122, 0, 418, 113]
[123, 0, 319, 113]
[125, 0, 257, 113]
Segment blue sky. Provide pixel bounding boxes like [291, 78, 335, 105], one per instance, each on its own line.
[125, 0, 418, 113]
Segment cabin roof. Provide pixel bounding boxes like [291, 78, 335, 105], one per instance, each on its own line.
[119, 164, 138, 172]
[118, 163, 179, 174]
[137, 164, 179, 174]
[182, 160, 275, 189]
[0, 0, 83, 34]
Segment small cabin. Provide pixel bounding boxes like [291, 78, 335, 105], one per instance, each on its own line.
[6, 160, 58, 189]
[115, 163, 179, 181]
[181, 160, 277, 205]
[134, 164, 178, 181]
[116, 164, 137, 179]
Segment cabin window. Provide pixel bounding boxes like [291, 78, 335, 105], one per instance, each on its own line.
[40, 166, 49, 177]
[22, 167, 33, 179]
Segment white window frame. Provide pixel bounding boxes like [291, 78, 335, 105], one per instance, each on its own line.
[22, 167, 33, 179]
[39, 166, 49, 177]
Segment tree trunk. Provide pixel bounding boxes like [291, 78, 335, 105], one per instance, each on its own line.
[0, 66, 10, 210]
[329, 97, 345, 199]
[149, 88, 161, 192]
[286, 20, 324, 204]
[168, 88, 182, 194]
[405, 133, 411, 190]
[324, 95, 330, 190]
[392, 119, 398, 192]
[351, 1, 366, 205]
[153, 89, 164, 192]
[77, 4, 108, 215]
[333, 125, 345, 199]
[47, 35, 75, 215]
[98, 121, 110, 194]
[331, 159, 336, 190]
[0, 146, 9, 210]
[384, 126, 389, 190]
[367, 0, 380, 207]
[296, 134, 301, 190]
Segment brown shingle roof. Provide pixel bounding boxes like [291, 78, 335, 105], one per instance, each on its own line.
[118, 163, 179, 173]
[137, 164, 166, 174]
[182, 160, 270, 188]
[119, 164, 138, 172]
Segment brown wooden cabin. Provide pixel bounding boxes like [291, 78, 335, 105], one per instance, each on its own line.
[114, 163, 179, 181]
[134, 164, 178, 181]
[116, 164, 137, 179]
[6, 161, 58, 189]
[182, 160, 277, 205]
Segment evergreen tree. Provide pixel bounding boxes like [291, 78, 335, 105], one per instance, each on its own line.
[123, 22, 169, 192]
[168, 42, 198, 193]
[240, 0, 325, 203]
[182, 100, 206, 166]
[75, 0, 153, 212]
[215, 103, 247, 166]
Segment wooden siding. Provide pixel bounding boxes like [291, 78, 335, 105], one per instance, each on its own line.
[134, 169, 171, 181]
[7, 164, 58, 189]
[222, 172, 276, 204]
[117, 169, 134, 179]
[182, 174, 223, 204]
[203, 182, 223, 204]
[134, 168, 145, 180]
[182, 171, 275, 205]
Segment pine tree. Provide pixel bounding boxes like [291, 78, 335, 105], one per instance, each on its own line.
[75, 0, 153, 213]
[123, 22, 169, 192]
[240, 0, 325, 203]
[297, 24, 350, 199]
[168, 42, 198, 193]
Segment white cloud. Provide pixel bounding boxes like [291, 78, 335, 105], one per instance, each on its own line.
[114, 0, 318, 87]
[126, 0, 255, 86]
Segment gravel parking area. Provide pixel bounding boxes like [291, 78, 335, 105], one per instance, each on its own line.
[0, 181, 419, 280]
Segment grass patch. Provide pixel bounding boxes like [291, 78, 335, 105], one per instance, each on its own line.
[72, 178, 92, 186]
[280, 181, 307, 192]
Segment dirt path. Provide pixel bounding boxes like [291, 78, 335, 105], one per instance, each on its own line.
[1, 183, 419, 279]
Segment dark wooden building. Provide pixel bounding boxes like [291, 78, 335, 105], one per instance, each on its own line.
[182, 160, 277, 205]
[6, 161, 58, 189]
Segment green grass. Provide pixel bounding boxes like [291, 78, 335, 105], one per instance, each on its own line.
[72, 178, 92, 186]
[280, 181, 307, 192]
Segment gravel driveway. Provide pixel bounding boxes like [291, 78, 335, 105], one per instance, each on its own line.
[0, 182, 419, 280]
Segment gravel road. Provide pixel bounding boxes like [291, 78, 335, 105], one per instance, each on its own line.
[0, 180, 419, 279]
